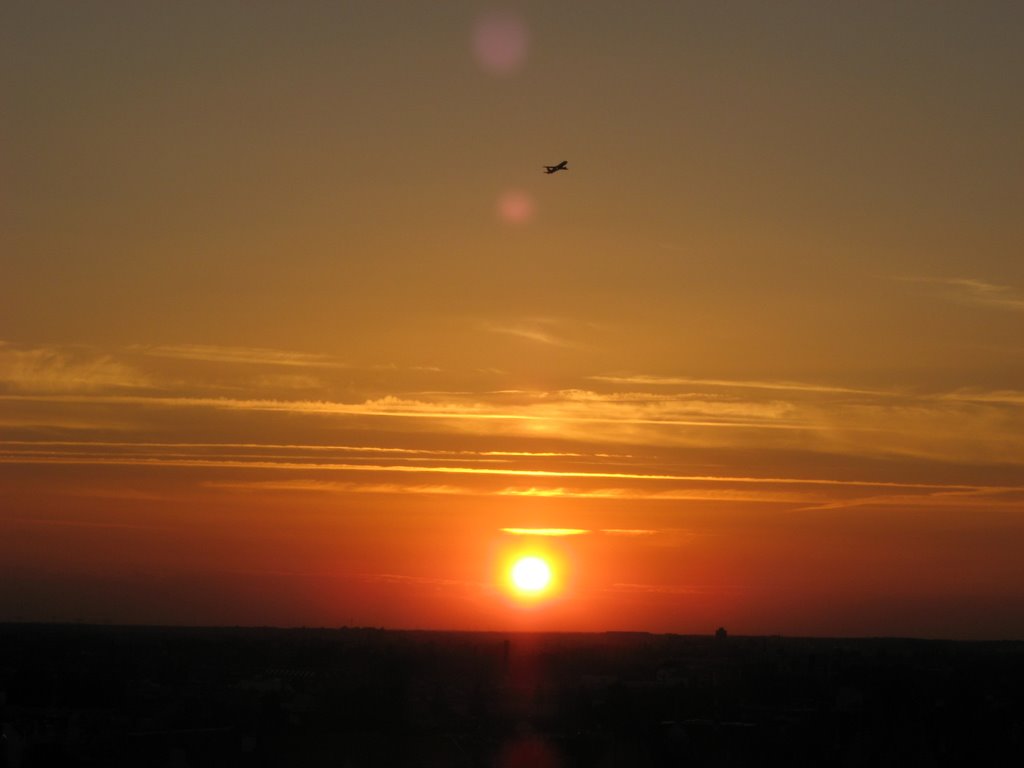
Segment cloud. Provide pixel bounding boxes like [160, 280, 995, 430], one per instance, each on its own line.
[4, 376, 1024, 465]
[55, 487, 170, 502]
[132, 343, 345, 367]
[0, 450, 993, 491]
[0, 343, 152, 393]
[484, 319, 576, 348]
[556, 388, 798, 421]
[898, 276, 1024, 312]
[0, 416, 134, 431]
[810, 399, 1024, 464]
[481, 449, 633, 458]
[797, 486, 1024, 512]
[940, 389, 1024, 406]
[590, 374, 889, 397]
[500, 528, 589, 536]
[496, 486, 824, 503]
[0, 391, 805, 430]
[205, 479, 469, 496]
[601, 529, 657, 536]
[0, 439, 604, 461]
[201, 482, 822, 507]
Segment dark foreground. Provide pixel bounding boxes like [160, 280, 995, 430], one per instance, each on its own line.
[1, 624, 1022, 766]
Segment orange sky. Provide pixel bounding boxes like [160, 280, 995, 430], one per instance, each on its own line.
[2, 2, 1023, 638]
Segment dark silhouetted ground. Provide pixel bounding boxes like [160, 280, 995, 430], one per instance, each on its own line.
[1, 624, 1022, 766]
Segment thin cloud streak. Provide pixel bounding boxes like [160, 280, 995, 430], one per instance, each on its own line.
[797, 487, 1024, 512]
[601, 529, 657, 535]
[500, 528, 589, 536]
[0, 393, 808, 430]
[0, 452, 1006, 492]
[898, 276, 1024, 312]
[131, 343, 346, 367]
[590, 374, 890, 397]
[199, 481, 816, 505]
[0, 416, 134, 431]
[940, 390, 1024, 406]
[483, 319, 577, 348]
[497, 487, 823, 503]
[205, 480, 468, 496]
[1, 440, 599, 460]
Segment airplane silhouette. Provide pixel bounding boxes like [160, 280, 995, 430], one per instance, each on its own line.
[543, 160, 568, 174]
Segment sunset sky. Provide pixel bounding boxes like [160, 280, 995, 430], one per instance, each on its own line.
[3, 2, 1023, 638]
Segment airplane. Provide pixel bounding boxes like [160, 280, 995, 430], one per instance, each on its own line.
[543, 160, 568, 174]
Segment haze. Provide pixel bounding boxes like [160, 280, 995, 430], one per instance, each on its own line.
[2, 2, 1023, 639]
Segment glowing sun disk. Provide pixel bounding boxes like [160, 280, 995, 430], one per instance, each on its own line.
[511, 556, 551, 592]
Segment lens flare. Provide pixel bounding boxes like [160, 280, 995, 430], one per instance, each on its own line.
[498, 190, 535, 224]
[473, 11, 529, 75]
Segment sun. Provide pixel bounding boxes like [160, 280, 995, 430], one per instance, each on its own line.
[510, 556, 552, 594]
